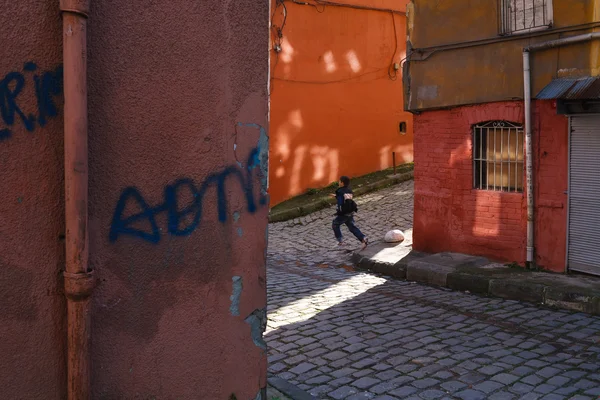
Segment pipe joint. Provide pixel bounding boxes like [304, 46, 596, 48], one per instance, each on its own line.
[526, 247, 534, 263]
[60, 0, 90, 18]
[64, 270, 95, 301]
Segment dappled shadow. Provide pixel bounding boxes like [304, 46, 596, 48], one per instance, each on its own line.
[269, 0, 414, 205]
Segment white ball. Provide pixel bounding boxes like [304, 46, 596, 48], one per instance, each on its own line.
[384, 230, 405, 243]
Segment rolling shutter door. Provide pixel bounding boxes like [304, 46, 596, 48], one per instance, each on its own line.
[568, 115, 600, 275]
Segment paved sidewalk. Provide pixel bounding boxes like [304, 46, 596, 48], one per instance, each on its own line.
[266, 181, 600, 399]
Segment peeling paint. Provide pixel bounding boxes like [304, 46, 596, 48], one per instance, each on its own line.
[237, 122, 269, 194]
[237, 227, 243, 237]
[233, 211, 241, 222]
[229, 276, 243, 316]
[244, 308, 267, 350]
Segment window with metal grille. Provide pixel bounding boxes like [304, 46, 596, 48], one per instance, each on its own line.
[473, 121, 524, 192]
[500, 0, 553, 35]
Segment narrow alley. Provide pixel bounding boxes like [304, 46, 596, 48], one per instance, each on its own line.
[266, 182, 600, 400]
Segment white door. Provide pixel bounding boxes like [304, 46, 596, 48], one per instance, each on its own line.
[568, 115, 600, 275]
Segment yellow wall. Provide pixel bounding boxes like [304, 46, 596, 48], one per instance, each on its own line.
[406, 0, 600, 111]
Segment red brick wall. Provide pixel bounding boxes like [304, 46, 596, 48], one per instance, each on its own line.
[413, 100, 568, 272]
[535, 101, 569, 271]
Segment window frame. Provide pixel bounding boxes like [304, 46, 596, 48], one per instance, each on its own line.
[499, 0, 554, 36]
[472, 120, 525, 193]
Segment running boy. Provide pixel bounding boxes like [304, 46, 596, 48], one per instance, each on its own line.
[331, 176, 368, 249]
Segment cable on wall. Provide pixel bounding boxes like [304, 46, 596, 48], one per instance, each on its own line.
[388, 11, 399, 81]
[270, 0, 404, 88]
[270, 0, 287, 93]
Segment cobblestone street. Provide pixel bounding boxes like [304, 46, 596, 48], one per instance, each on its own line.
[267, 180, 414, 267]
[266, 181, 600, 399]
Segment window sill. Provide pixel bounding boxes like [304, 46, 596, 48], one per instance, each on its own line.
[471, 189, 524, 195]
[500, 24, 553, 37]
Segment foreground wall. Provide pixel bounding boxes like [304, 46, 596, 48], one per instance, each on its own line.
[0, 1, 268, 398]
[413, 100, 568, 272]
[269, 0, 413, 205]
[0, 2, 66, 398]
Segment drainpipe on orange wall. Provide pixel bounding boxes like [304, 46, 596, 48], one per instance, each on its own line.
[60, 1, 94, 399]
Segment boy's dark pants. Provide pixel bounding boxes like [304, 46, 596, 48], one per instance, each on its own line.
[332, 214, 365, 243]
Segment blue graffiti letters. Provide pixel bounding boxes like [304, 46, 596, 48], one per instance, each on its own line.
[0, 62, 63, 140]
[110, 148, 265, 243]
[110, 187, 162, 243]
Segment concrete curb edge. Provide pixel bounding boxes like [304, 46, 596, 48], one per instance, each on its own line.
[267, 376, 317, 400]
[351, 250, 600, 316]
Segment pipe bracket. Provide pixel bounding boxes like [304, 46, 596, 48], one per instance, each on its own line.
[60, 0, 90, 18]
[64, 270, 95, 301]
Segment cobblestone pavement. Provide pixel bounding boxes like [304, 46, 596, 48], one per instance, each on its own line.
[266, 181, 600, 399]
[267, 180, 414, 266]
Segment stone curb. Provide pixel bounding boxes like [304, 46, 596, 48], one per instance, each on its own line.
[267, 376, 317, 400]
[351, 248, 600, 315]
[268, 170, 414, 223]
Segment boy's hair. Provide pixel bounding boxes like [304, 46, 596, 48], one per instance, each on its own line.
[340, 176, 350, 187]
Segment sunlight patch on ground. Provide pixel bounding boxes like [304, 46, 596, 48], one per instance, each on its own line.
[266, 273, 387, 334]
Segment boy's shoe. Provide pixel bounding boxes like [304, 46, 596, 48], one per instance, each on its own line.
[360, 237, 369, 250]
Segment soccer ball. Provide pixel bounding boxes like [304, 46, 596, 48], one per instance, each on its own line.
[384, 230, 405, 243]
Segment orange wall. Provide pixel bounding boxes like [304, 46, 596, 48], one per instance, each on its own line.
[269, 0, 413, 205]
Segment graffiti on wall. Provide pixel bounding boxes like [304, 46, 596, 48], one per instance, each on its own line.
[110, 135, 268, 244]
[0, 62, 63, 140]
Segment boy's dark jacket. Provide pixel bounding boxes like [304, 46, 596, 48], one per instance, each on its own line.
[335, 186, 357, 215]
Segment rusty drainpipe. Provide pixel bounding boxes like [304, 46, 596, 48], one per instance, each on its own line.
[60, 0, 94, 399]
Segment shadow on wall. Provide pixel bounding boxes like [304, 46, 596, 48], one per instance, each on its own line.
[268, 0, 413, 205]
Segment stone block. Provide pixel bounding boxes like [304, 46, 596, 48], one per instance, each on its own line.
[446, 272, 491, 294]
[407, 261, 456, 287]
[488, 279, 545, 303]
[543, 286, 600, 315]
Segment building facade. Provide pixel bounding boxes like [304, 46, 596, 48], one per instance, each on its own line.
[405, 0, 600, 274]
[0, 1, 268, 398]
[269, 0, 413, 205]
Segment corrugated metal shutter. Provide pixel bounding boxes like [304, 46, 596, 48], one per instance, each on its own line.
[568, 115, 600, 275]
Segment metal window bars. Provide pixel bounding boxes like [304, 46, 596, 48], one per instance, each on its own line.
[473, 121, 524, 192]
[499, 0, 552, 35]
